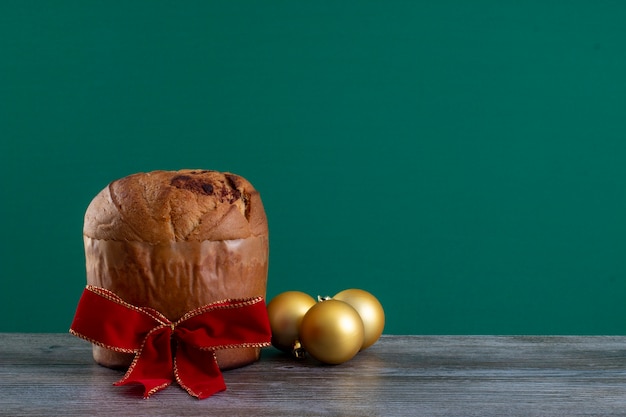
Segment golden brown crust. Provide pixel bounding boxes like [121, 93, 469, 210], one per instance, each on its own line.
[84, 170, 268, 243]
[83, 170, 269, 371]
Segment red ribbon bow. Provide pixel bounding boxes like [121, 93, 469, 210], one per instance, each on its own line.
[69, 285, 271, 399]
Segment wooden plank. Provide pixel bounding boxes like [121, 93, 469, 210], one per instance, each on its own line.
[1, 334, 626, 416]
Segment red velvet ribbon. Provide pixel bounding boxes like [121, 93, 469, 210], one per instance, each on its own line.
[69, 285, 271, 399]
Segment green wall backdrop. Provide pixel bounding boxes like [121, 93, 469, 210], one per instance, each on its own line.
[2, 1, 626, 335]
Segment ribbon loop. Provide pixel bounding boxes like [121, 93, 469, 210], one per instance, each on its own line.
[174, 298, 274, 350]
[70, 286, 272, 399]
[69, 286, 163, 352]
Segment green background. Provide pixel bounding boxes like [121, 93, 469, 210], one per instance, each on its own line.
[2, 1, 626, 335]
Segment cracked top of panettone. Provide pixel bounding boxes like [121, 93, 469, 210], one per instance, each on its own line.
[83, 170, 268, 243]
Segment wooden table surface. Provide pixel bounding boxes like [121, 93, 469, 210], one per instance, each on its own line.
[1, 334, 626, 416]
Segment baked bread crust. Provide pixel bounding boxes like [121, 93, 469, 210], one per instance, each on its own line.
[83, 170, 269, 370]
[84, 169, 268, 243]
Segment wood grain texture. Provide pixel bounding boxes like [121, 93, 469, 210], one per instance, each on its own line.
[1, 334, 626, 416]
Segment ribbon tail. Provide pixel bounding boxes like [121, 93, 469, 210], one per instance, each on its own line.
[114, 326, 174, 398]
[114, 377, 172, 399]
[174, 343, 225, 399]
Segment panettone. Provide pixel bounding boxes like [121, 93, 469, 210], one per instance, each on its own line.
[82, 169, 269, 370]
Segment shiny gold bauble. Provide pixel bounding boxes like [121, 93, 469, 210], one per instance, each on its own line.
[267, 291, 317, 352]
[299, 299, 364, 365]
[333, 288, 385, 350]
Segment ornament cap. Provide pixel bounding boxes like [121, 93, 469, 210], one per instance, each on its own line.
[291, 340, 306, 360]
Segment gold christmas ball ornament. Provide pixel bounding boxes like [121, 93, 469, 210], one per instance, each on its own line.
[267, 291, 317, 353]
[333, 288, 385, 350]
[299, 299, 364, 365]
